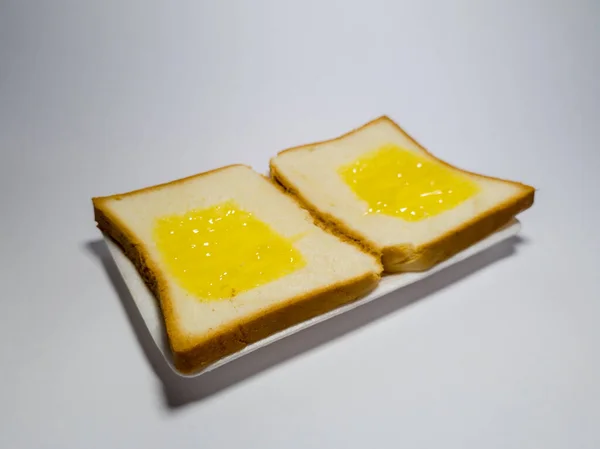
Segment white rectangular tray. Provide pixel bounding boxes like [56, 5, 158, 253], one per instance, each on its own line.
[104, 219, 520, 378]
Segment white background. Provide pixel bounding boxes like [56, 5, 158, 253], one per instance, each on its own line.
[1, 1, 599, 448]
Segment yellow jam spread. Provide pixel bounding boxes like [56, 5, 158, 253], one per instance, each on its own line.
[338, 144, 479, 221]
[153, 200, 306, 300]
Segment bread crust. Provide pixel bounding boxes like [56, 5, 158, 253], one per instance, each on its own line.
[270, 116, 535, 273]
[93, 165, 380, 374]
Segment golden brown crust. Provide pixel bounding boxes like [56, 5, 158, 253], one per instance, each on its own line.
[270, 115, 535, 273]
[381, 188, 534, 271]
[94, 164, 249, 201]
[276, 116, 389, 156]
[173, 271, 379, 373]
[93, 165, 381, 374]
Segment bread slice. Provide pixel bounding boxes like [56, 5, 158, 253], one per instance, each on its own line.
[270, 116, 535, 272]
[93, 165, 381, 373]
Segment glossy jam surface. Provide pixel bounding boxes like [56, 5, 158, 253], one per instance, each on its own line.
[153, 201, 306, 300]
[338, 144, 479, 221]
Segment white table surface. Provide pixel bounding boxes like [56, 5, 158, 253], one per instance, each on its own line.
[1, 1, 599, 448]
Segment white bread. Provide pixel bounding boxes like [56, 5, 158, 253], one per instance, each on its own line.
[93, 165, 381, 373]
[270, 116, 535, 272]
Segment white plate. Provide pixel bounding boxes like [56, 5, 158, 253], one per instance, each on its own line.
[104, 219, 521, 378]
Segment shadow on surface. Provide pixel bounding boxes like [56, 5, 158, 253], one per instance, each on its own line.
[86, 235, 525, 409]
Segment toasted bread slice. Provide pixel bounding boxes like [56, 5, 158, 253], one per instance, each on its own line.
[270, 117, 534, 272]
[93, 165, 381, 373]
